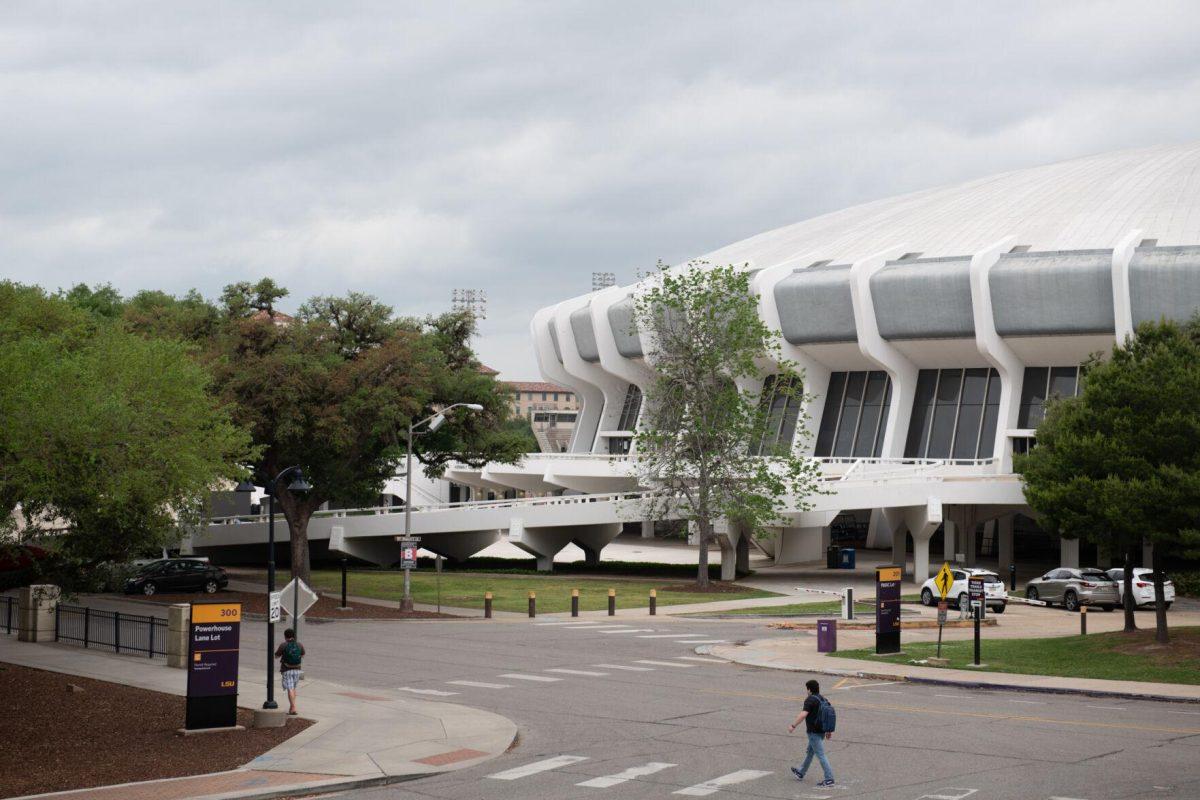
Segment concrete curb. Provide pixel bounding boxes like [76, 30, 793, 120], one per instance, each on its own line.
[8, 769, 428, 800]
[700, 645, 1200, 706]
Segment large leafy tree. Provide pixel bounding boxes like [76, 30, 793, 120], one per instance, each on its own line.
[204, 286, 526, 582]
[632, 263, 823, 586]
[0, 282, 254, 574]
[1017, 319, 1200, 643]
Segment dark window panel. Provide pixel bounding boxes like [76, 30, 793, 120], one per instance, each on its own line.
[834, 372, 867, 456]
[926, 402, 956, 458]
[1049, 366, 1078, 400]
[873, 378, 893, 458]
[814, 373, 845, 457]
[1018, 367, 1048, 428]
[904, 370, 938, 458]
[952, 402, 984, 459]
[960, 368, 989, 404]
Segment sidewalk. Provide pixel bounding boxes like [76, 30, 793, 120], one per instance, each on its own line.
[0, 636, 516, 800]
[709, 634, 1200, 704]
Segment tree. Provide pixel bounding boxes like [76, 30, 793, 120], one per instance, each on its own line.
[208, 289, 526, 583]
[632, 263, 824, 586]
[0, 283, 254, 575]
[1017, 319, 1200, 643]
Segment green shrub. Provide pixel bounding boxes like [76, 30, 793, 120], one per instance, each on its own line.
[1172, 571, 1200, 598]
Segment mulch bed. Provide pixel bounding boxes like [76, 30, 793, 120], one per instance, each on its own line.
[656, 581, 747, 594]
[0, 662, 313, 798]
[137, 590, 461, 620]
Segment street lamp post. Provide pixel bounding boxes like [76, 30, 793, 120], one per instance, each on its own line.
[261, 466, 311, 710]
[402, 403, 483, 612]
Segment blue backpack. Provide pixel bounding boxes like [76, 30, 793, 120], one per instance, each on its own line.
[815, 695, 837, 733]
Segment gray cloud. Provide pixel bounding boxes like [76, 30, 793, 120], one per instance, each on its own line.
[2, 1, 1199, 376]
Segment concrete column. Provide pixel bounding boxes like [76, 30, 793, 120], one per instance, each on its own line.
[641, 520, 655, 539]
[911, 529, 934, 583]
[735, 533, 751, 574]
[891, 528, 907, 569]
[17, 584, 60, 643]
[167, 603, 190, 669]
[776, 525, 832, 566]
[963, 521, 977, 566]
[718, 536, 736, 581]
[942, 521, 956, 563]
[1142, 539, 1154, 568]
[1060, 537, 1080, 568]
[997, 515, 1014, 570]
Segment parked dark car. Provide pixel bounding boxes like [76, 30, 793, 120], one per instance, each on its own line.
[124, 559, 228, 596]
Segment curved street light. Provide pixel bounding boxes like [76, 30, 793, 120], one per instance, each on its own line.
[401, 403, 484, 611]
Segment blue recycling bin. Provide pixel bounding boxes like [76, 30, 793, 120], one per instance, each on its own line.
[817, 619, 837, 653]
[839, 547, 856, 569]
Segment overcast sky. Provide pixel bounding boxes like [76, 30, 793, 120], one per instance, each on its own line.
[3, 2, 1200, 378]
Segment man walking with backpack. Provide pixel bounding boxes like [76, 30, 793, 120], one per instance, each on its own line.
[274, 628, 305, 716]
[787, 678, 835, 786]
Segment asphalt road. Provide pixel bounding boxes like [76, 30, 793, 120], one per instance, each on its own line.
[232, 613, 1200, 800]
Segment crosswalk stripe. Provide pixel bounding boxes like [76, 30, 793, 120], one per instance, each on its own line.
[599, 628, 655, 634]
[446, 680, 510, 689]
[673, 769, 773, 796]
[594, 663, 654, 671]
[678, 639, 726, 644]
[535, 621, 581, 626]
[637, 633, 698, 639]
[546, 668, 609, 676]
[675, 656, 725, 663]
[635, 659, 696, 668]
[498, 673, 563, 682]
[576, 762, 676, 788]
[582, 625, 637, 630]
[397, 687, 458, 696]
[487, 755, 589, 780]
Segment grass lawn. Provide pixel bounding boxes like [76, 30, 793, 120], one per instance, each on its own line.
[701, 600, 843, 616]
[831, 626, 1200, 685]
[273, 569, 779, 614]
[703, 593, 923, 617]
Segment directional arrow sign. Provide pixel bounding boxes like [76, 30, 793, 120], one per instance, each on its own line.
[280, 578, 319, 620]
[934, 562, 954, 600]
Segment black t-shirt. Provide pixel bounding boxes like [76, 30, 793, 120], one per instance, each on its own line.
[803, 694, 823, 733]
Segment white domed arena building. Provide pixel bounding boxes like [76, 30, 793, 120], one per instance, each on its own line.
[196, 142, 1200, 582]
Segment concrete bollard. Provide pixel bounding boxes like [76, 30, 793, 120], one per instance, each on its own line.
[608, 588, 616, 616]
[167, 604, 190, 669]
[528, 591, 536, 618]
[484, 592, 493, 619]
[18, 585, 60, 643]
[1080, 605, 1087, 635]
[571, 589, 579, 617]
[649, 589, 656, 616]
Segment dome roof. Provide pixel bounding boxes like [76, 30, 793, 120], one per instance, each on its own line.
[700, 141, 1200, 269]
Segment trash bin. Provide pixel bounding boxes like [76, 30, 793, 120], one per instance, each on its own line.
[839, 547, 856, 569]
[816, 619, 837, 653]
[826, 545, 840, 569]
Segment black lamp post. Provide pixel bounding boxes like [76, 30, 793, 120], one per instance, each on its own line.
[262, 466, 311, 710]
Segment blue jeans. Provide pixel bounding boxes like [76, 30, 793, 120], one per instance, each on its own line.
[798, 731, 833, 781]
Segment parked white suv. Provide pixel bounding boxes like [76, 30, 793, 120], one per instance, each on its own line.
[1105, 567, 1175, 610]
[919, 567, 1007, 613]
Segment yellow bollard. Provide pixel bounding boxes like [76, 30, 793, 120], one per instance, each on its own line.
[571, 588, 580, 617]
[484, 591, 493, 619]
[649, 588, 657, 616]
[528, 590, 536, 618]
[608, 588, 616, 616]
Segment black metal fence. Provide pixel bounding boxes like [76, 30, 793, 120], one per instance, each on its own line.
[54, 604, 167, 658]
[1, 595, 15, 635]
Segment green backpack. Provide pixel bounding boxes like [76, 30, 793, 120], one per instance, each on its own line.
[282, 640, 302, 668]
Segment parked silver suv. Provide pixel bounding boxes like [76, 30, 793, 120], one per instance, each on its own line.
[1025, 567, 1119, 612]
